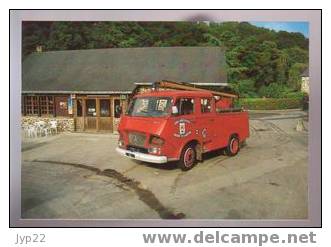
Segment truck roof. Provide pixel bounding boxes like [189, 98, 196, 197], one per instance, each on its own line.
[135, 90, 214, 98]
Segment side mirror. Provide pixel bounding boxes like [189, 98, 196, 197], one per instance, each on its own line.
[172, 106, 179, 115]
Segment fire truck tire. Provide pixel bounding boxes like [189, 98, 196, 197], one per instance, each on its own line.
[178, 143, 197, 171]
[226, 135, 240, 156]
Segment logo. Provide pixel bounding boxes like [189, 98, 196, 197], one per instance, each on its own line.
[174, 119, 192, 138]
[131, 135, 138, 144]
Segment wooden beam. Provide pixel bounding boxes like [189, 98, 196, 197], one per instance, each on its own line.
[22, 96, 26, 116]
[96, 98, 100, 131]
[82, 98, 86, 131]
[37, 96, 41, 117]
[53, 96, 57, 117]
[159, 80, 238, 98]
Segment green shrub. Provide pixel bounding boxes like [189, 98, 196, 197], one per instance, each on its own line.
[236, 98, 303, 110]
[282, 91, 305, 99]
[258, 83, 305, 100]
[229, 79, 258, 98]
[258, 83, 290, 98]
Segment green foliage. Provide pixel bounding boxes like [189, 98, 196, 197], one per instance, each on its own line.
[22, 21, 309, 97]
[284, 46, 308, 66]
[283, 91, 305, 99]
[258, 83, 289, 98]
[205, 22, 308, 95]
[258, 83, 305, 99]
[276, 31, 308, 50]
[230, 80, 257, 98]
[288, 63, 307, 90]
[237, 98, 303, 110]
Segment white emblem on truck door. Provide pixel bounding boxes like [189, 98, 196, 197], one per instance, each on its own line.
[179, 122, 185, 135]
[174, 119, 191, 138]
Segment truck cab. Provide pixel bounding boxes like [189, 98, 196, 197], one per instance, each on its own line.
[116, 90, 249, 171]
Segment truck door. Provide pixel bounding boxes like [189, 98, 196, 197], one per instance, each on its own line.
[197, 97, 217, 152]
[171, 97, 197, 151]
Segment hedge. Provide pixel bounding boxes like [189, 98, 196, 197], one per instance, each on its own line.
[236, 98, 303, 110]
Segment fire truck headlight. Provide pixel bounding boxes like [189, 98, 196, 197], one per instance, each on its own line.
[118, 134, 125, 148]
[149, 135, 165, 146]
[118, 139, 125, 147]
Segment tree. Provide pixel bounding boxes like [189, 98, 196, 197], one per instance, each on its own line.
[22, 22, 51, 57]
[230, 79, 257, 98]
[284, 46, 308, 66]
[288, 63, 307, 90]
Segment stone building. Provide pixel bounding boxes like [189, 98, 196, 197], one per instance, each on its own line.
[22, 47, 227, 133]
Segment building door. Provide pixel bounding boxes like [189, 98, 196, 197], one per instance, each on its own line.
[85, 99, 97, 130]
[74, 96, 113, 132]
[99, 99, 113, 131]
[75, 98, 85, 131]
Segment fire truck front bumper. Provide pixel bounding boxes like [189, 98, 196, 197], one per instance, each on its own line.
[116, 147, 168, 164]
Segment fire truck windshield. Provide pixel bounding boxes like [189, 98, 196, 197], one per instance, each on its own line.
[127, 97, 172, 117]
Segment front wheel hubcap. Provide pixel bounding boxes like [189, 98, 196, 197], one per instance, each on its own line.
[184, 148, 195, 167]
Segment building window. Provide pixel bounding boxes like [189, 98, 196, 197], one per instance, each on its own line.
[25, 96, 39, 115]
[200, 98, 211, 113]
[100, 99, 111, 117]
[40, 96, 54, 115]
[55, 96, 70, 117]
[86, 99, 96, 117]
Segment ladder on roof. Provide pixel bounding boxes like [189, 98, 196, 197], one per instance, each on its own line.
[153, 80, 238, 98]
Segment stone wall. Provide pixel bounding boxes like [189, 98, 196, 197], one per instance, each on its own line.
[113, 118, 121, 133]
[301, 77, 309, 94]
[22, 116, 75, 132]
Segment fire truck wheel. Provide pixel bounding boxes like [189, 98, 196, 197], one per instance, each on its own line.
[226, 135, 240, 156]
[178, 143, 197, 171]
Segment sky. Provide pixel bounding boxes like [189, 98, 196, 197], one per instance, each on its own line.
[249, 22, 309, 38]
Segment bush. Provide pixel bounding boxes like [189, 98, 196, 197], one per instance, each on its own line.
[229, 79, 258, 98]
[258, 83, 289, 98]
[236, 98, 303, 110]
[258, 83, 305, 99]
[282, 91, 305, 99]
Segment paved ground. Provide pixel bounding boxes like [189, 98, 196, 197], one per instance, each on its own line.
[21, 110, 308, 219]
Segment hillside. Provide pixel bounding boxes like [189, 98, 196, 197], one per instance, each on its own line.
[22, 21, 309, 97]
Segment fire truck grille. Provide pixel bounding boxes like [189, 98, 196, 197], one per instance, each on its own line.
[128, 132, 146, 147]
[127, 145, 148, 154]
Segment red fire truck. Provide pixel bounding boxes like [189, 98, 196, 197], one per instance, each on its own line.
[116, 81, 249, 171]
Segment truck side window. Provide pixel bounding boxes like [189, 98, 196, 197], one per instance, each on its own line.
[175, 98, 194, 115]
[201, 98, 211, 113]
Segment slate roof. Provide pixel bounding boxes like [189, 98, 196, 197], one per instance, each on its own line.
[22, 47, 227, 93]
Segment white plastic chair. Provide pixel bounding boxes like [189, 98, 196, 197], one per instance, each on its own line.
[49, 120, 58, 135]
[26, 125, 38, 138]
[22, 123, 29, 138]
[35, 121, 48, 137]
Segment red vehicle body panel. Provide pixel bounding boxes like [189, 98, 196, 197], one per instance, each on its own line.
[215, 97, 233, 109]
[117, 90, 249, 162]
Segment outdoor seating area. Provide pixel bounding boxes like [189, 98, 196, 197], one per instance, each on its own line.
[22, 120, 58, 138]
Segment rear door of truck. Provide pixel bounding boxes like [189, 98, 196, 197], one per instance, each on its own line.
[196, 97, 217, 152]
